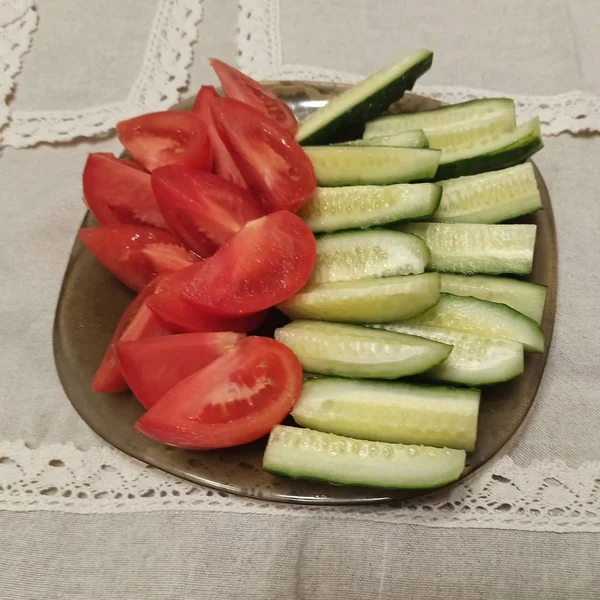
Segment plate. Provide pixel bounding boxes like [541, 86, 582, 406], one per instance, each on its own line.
[54, 82, 557, 505]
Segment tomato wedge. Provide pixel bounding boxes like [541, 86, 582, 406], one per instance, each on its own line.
[151, 165, 263, 256]
[183, 211, 316, 316]
[92, 277, 173, 393]
[146, 264, 266, 333]
[79, 225, 196, 292]
[117, 332, 244, 408]
[212, 98, 315, 213]
[210, 59, 298, 135]
[192, 85, 248, 188]
[135, 337, 302, 449]
[116, 111, 212, 172]
[83, 153, 166, 228]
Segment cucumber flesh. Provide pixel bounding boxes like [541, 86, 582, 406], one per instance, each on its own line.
[396, 292, 544, 352]
[339, 129, 429, 148]
[304, 146, 441, 186]
[440, 273, 547, 324]
[436, 118, 543, 179]
[292, 377, 480, 451]
[310, 229, 430, 284]
[264, 425, 466, 489]
[432, 163, 542, 224]
[278, 273, 441, 324]
[374, 323, 524, 386]
[397, 222, 536, 275]
[298, 183, 442, 233]
[296, 49, 433, 145]
[274, 320, 452, 379]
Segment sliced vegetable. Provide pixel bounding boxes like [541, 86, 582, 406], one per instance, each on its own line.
[116, 111, 212, 172]
[397, 222, 537, 275]
[298, 183, 442, 233]
[135, 337, 303, 449]
[151, 165, 263, 257]
[292, 377, 480, 451]
[263, 425, 466, 489]
[78, 225, 196, 292]
[117, 332, 244, 408]
[212, 97, 316, 213]
[310, 229, 429, 284]
[440, 273, 547, 324]
[339, 129, 429, 148]
[210, 58, 298, 135]
[296, 49, 434, 145]
[274, 320, 452, 379]
[183, 211, 316, 316]
[304, 146, 440, 186]
[432, 163, 542, 223]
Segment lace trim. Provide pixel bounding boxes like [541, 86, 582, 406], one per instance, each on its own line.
[237, 0, 600, 135]
[1, 440, 600, 532]
[2, 0, 203, 148]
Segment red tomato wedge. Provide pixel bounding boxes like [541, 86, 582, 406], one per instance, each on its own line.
[116, 111, 213, 172]
[92, 277, 173, 393]
[83, 153, 166, 228]
[79, 225, 196, 292]
[192, 85, 248, 188]
[146, 264, 266, 333]
[117, 332, 244, 408]
[211, 97, 315, 213]
[183, 211, 316, 316]
[151, 165, 264, 256]
[210, 59, 298, 135]
[135, 337, 302, 449]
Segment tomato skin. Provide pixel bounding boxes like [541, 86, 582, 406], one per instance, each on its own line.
[183, 211, 316, 316]
[83, 153, 166, 228]
[116, 111, 213, 172]
[192, 85, 248, 188]
[117, 332, 244, 408]
[211, 97, 316, 213]
[210, 59, 298, 135]
[135, 337, 303, 449]
[79, 225, 196, 292]
[151, 166, 263, 257]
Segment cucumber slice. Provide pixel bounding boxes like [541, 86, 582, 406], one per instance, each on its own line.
[440, 273, 547, 324]
[374, 323, 524, 386]
[436, 118, 543, 179]
[298, 183, 442, 233]
[339, 129, 429, 149]
[364, 98, 516, 141]
[263, 425, 466, 489]
[432, 163, 542, 224]
[310, 229, 430, 284]
[292, 377, 480, 451]
[303, 146, 441, 186]
[278, 273, 440, 323]
[274, 320, 452, 379]
[397, 222, 536, 275]
[296, 49, 433, 145]
[395, 293, 544, 352]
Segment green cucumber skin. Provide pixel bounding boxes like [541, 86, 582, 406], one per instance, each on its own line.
[299, 54, 433, 146]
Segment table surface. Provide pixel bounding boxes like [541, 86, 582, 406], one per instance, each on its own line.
[2, 1, 600, 598]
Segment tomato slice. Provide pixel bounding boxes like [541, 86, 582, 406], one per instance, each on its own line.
[146, 264, 266, 333]
[192, 85, 248, 188]
[183, 211, 316, 316]
[116, 111, 213, 172]
[151, 165, 264, 256]
[83, 153, 167, 228]
[117, 332, 244, 408]
[79, 225, 196, 292]
[92, 277, 173, 392]
[135, 336, 302, 449]
[210, 59, 298, 135]
[211, 97, 315, 213]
